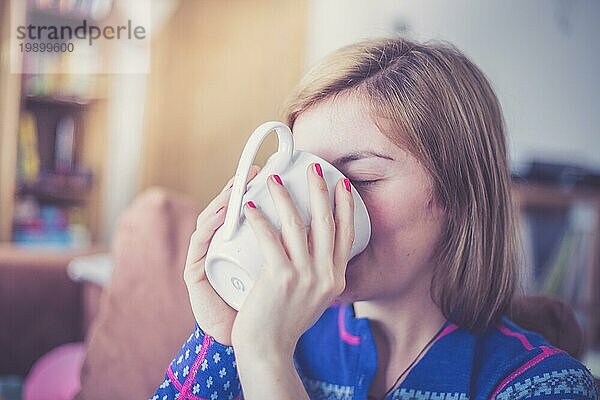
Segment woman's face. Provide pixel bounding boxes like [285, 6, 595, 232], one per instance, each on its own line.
[292, 95, 446, 303]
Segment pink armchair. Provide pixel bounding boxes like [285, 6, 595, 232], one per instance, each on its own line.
[76, 187, 200, 399]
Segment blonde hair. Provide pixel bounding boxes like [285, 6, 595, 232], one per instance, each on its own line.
[281, 36, 519, 332]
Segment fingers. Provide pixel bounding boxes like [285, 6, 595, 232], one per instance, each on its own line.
[186, 164, 262, 274]
[241, 166, 354, 303]
[196, 164, 261, 230]
[266, 174, 310, 265]
[185, 205, 227, 272]
[242, 201, 290, 271]
[333, 178, 355, 275]
[245, 164, 353, 273]
[307, 163, 335, 264]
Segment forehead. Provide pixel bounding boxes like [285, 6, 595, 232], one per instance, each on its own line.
[292, 96, 398, 159]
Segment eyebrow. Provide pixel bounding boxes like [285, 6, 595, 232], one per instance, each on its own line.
[331, 151, 394, 167]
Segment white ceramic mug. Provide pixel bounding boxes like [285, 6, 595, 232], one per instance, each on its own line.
[205, 121, 371, 310]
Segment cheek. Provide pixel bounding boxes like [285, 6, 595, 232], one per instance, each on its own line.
[357, 179, 445, 265]
[363, 197, 399, 237]
[344, 185, 444, 296]
[361, 188, 430, 238]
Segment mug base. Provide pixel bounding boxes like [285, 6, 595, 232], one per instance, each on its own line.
[205, 257, 255, 311]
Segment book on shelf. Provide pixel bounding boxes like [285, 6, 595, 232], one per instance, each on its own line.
[55, 115, 76, 172]
[13, 198, 91, 250]
[540, 203, 596, 304]
[17, 111, 41, 184]
[522, 201, 598, 330]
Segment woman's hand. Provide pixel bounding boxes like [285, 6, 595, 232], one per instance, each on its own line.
[231, 162, 355, 356]
[183, 164, 261, 346]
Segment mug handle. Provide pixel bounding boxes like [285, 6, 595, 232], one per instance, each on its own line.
[222, 121, 294, 241]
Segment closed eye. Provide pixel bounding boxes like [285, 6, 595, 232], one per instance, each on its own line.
[350, 179, 380, 186]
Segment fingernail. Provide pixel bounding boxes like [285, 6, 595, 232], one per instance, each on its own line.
[215, 205, 225, 214]
[314, 163, 323, 177]
[272, 174, 283, 185]
[343, 178, 351, 192]
[246, 201, 256, 209]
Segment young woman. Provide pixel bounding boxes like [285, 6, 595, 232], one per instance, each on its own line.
[151, 37, 598, 399]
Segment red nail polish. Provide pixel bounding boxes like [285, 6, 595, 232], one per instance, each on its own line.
[314, 163, 323, 177]
[272, 174, 283, 185]
[343, 178, 351, 192]
[247, 201, 256, 209]
[215, 205, 225, 214]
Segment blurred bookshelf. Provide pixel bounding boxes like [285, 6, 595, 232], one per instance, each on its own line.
[0, 0, 113, 251]
[513, 179, 600, 352]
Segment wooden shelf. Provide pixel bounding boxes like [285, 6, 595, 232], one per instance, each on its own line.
[16, 186, 89, 204]
[513, 181, 600, 208]
[0, 0, 110, 244]
[0, 242, 107, 268]
[24, 95, 93, 107]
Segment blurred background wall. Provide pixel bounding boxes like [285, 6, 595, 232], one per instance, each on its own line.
[103, 0, 307, 242]
[305, 0, 600, 169]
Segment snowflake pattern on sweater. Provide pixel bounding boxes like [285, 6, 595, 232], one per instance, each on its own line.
[151, 324, 241, 400]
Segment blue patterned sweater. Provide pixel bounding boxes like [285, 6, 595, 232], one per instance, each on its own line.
[151, 303, 599, 399]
